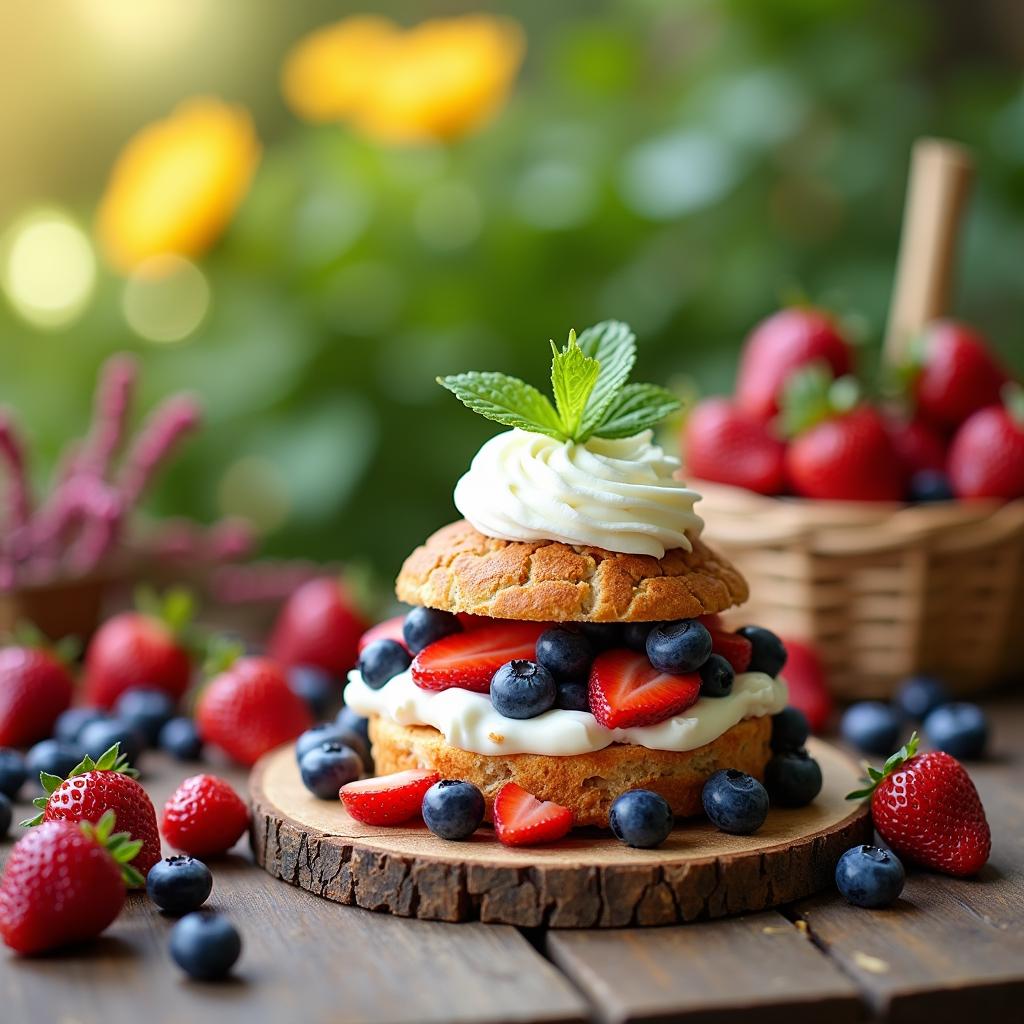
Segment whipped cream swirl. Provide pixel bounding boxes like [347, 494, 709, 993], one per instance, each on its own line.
[453, 429, 703, 557]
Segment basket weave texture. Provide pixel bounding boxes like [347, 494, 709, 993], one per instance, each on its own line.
[693, 480, 1024, 700]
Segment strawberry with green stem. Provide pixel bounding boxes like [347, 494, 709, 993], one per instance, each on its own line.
[948, 384, 1024, 500]
[0, 624, 77, 747]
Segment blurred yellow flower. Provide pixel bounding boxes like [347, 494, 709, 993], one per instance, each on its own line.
[97, 97, 261, 273]
[282, 14, 525, 144]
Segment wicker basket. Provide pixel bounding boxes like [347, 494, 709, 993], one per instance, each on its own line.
[695, 479, 1024, 700]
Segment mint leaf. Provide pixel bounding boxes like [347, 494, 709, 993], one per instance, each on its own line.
[576, 320, 636, 440]
[591, 383, 680, 439]
[437, 372, 566, 440]
[550, 330, 600, 439]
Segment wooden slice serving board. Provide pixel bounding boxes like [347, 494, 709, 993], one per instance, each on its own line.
[250, 738, 871, 928]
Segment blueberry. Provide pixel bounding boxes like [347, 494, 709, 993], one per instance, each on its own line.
[735, 626, 787, 676]
[358, 639, 411, 690]
[54, 707, 107, 745]
[646, 620, 713, 674]
[771, 707, 811, 753]
[296, 722, 360, 764]
[169, 911, 242, 980]
[0, 748, 28, 799]
[835, 845, 905, 908]
[609, 790, 674, 848]
[0, 793, 11, 839]
[840, 702, 901, 756]
[909, 469, 954, 503]
[555, 680, 590, 712]
[287, 665, 341, 717]
[159, 717, 204, 761]
[78, 717, 145, 765]
[535, 628, 593, 681]
[421, 779, 485, 841]
[698, 654, 734, 698]
[622, 622, 654, 652]
[579, 622, 624, 650]
[147, 855, 213, 915]
[490, 660, 557, 719]
[923, 703, 988, 760]
[336, 705, 370, 748]
[299, 742, 363, 799]
[26, 739, 82, 783]
[764, 749, 822, 807]
[116, 688, 177, 745]
[701, 769, 769, 835]
[893, 675, 950, 721]
[402, 607, 461, 654]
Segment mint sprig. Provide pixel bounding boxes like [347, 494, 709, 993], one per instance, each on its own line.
[437, 320, 678, 443]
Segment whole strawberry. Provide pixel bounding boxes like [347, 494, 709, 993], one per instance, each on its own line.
[0, 810, 142, 954]
[848, 733, 991, 877]
[196, 655, 313, 766]
[778, 637, 832, 733]
[162, 774, 250, 857]
[683, 398, 786, 495]
[268, 577, 367, 677]
[909, 320, 1008, 429]
[0, 644, 74, 747]
[26, 743, 161, 879]
[84, 589, 195, 708]
[736, 307, 854, 422]
[948, 387, 1024, 500]
[883, 413, 947, 476]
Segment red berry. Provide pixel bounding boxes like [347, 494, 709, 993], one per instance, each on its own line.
[684, 398, 787, 495]
[0, 647, 73, 747]
[707, 629, 752, 673]
[268, 578, 367, 677]
[196, 656, 313, 766]
[736, 307, 854, 422]
[883, 413, 947, 475]
[340, 770, 440, 826]
[777, 637, 832, 733]
[162, 774, 250, 857]
[357, 615, 408, 655]
[948, 400, 1024, 500]
[411, 622, 548, 694]
[588, 650, 700, 730]
[493, 782, 573, 847]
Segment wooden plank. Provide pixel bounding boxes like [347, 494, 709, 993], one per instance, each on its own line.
[547, 911, 864, 1024]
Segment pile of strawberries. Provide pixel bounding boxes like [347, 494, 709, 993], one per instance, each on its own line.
[685, 309, 1023, 502]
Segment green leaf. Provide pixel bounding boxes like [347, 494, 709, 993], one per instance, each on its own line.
[575, 320, 636, 439]
[121, 864, 145, 889]
[202, 635, 245, 679]
[39, 771, 63, 795]
[111, 839, 143, 864]
[437, 372, 566, 440]
[590, 383, 681, 439]
[550, 330, 600, 440]
[20, 811, 45, 827]
[161, 587, 196, 635]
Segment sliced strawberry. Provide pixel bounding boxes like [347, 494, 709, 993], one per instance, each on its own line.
[589, 650, 701, 730]
[456, 613, 494, 630]
[411, 622, 548, 693]
[339, 770, 440, 825]
[708, 629, 752, 673]
[358, 615, 408, 655]
[493, 782, 573, 847]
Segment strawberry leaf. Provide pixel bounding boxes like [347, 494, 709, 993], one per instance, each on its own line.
[39, 771, 63, 795]
[21, 810, 45, 827]
[845, 732, 921, 801]
[550, 330, 600, 439]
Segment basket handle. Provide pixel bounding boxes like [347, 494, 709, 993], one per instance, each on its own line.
[883, 138, 974, 365]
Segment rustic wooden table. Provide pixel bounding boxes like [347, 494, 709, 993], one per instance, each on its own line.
[1, 697, 1021, 1024]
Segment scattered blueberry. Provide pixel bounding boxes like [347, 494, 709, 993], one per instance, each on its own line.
[336, 705, 371, 748]
[579, 622, 623, 650]
[147, 855, 213, 915]
[78, 717, 145, 765]
[698, 654, 734, 698]
[735, 626, 787, 676]
[358, 639, 412, 690]
[490, 660, 557, 719]
[555, 680, 591, 712]
[621, 622, 654, 652]
[296, 722, 358, 764]
[909, 469, 954, 503]
[535, 628, 593, 681]
[25, 739, 82, 783]
[53, 707, 107, 745]
[169, 911, 242, 980]
[701, 769, 769, 835]
[646, 619, 713, 675]
[159, 717, 204, 761]
[116, 688, 176, 745]
[840, 702, 901, 756]
[0, 748, 27, 799]
[893, 675, 950, 721]
[402, 607, 462, 654]
[609, 790, 674, 848]
[923, 702, 988, 760]
[287, 665, 340, 717]
[422, 779, 485, 841]
[771, 707, 811, 752]
[764, 749, 822, 807]
[0, 793, 11, 839]
[835, 845, 905, 908]
[299, 742, 363, 799]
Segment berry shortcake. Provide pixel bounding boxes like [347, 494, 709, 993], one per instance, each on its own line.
[345, 322, 789, 828]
